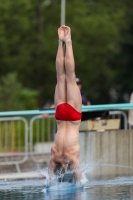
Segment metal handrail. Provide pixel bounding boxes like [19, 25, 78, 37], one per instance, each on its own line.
[0, 117, 28, 165]
[29, 115, 55, 163]
[109, 111, 128, 130]
[0, 106, 132, 169]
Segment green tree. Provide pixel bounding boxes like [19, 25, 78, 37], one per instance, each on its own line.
[20, 89, 39, 110]
[0, 0, 133, 106]
[114, 11, 133, 102]
[0, 72, 39, 111]
[0, 72, 24, 111]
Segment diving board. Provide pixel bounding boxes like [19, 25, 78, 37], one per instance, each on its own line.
[0, 103, 133, 117]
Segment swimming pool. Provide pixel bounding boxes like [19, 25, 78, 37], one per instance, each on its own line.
[0, 176, 133, 200]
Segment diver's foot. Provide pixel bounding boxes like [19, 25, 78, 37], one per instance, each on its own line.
[64, 26, 71, 43]
[58, 25, 65, 41]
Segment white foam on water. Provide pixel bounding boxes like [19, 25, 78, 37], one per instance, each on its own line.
[40, 161, 102, 193]
[41, 170, 85, 193]
[1, 158, 133, 194]
[40, 157, 133, 194]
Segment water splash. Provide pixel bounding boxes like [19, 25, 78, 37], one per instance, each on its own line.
[40, 160, 103, 193]
[40, 167, 85, 193]
[1, 157, 133, 193]
[39, 155, 133, 193]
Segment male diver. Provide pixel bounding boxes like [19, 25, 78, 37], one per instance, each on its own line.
[48, 25, 82, 183]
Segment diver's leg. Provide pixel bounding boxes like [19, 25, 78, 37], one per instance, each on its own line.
[64, 26, 82, 112]
[54, 26, 66, 107]
[48, 26, 66, 179]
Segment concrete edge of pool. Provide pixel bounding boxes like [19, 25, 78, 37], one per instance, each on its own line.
[0, 172, 41, 180]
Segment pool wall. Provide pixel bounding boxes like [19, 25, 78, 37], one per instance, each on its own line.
[80, 130, 133, 178]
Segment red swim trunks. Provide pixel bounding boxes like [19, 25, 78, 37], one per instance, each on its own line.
[55, 103, 82, 121]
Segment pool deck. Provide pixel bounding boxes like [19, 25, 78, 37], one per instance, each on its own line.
[0, 172, 42, 180]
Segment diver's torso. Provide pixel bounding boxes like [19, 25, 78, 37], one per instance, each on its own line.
[51, 120, 80, 162]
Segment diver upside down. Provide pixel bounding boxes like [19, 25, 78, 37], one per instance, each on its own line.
[48, 25, 82, 184]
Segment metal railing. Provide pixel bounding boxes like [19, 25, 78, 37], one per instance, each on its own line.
[109, 111, 128, 130]
[0, 117, 28, 172]
[0, 103, 132, 171]
[29, 115, 56, 163]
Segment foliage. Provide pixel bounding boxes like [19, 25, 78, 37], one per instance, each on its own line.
[20, 89, 39, 110]
[0, 72, 24, 111]
[0, 72, 38, 111]
[114, 11, 133, 102]
[0, 0, 133, 107]
[0, 117, 55, 152]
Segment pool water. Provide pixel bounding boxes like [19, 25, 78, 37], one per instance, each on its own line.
[0, 176, 133, 200]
